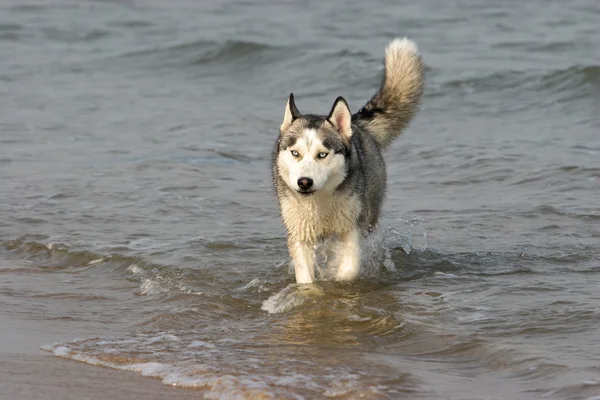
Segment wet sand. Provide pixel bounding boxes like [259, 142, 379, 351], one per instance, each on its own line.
[0, 312, 198, 400]
[0, 353, 200, 400]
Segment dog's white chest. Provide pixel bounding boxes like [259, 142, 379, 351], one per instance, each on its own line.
[280, 194, 360, 242]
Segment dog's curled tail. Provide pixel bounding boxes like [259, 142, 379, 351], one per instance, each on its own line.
[352, 37, 424, 148]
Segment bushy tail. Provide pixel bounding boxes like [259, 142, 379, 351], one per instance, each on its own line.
[352, 37, 424, 148]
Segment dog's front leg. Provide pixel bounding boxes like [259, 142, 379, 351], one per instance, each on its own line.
[336, 229, 361, 281]
[289, 240, 315, 284]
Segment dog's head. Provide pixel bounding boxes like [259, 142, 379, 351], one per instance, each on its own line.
[276, 93, 352, 196]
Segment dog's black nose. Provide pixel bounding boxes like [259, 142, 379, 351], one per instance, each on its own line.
[297, 177, 313, 190]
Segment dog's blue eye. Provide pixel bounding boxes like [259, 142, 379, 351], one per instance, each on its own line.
[291, 150, 299, 157]
[318, 152, 328, 159]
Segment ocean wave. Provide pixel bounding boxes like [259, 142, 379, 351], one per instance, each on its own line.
[41, 336, 416, 398]
[512, 205, 600, 222]
[441, 64, 600, 103]
[41, 27, 111, 44]
[114, 39, 283, 68]
[0, 237, 208, 300]
[0, 236, 166, 272]
[3, 232, 597, 297]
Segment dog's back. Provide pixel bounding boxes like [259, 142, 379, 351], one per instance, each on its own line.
[337, 122, 387, 234]
[346, 38, 424, 232]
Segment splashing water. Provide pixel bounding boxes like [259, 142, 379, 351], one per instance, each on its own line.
[315, 214, 428, 279]
[263, 214, 429, 313]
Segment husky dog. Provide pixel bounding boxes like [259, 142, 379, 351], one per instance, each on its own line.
[272, 38, 424, 284]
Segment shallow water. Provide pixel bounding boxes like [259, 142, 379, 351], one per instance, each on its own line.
[1, 0, 599, 398]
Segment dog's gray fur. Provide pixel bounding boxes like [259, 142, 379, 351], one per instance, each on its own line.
[271, 38, 424, 284]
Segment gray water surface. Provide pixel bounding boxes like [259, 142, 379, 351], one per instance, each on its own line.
[1, 0, 599, 398]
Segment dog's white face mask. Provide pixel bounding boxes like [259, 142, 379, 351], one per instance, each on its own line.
[278, 129, 347, 195]
[277, 96, 353, 196]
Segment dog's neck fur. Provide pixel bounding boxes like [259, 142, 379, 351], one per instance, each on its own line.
[279, 189, 360, 243]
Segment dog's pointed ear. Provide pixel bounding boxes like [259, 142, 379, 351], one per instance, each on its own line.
[327, 96, 352, 140]
[281, 93, 301, 132]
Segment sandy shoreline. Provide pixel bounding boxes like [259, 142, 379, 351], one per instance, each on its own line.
[0, 353, 200, 400]
[0, 289, 206, 399]
[0, 313, 199, 399]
